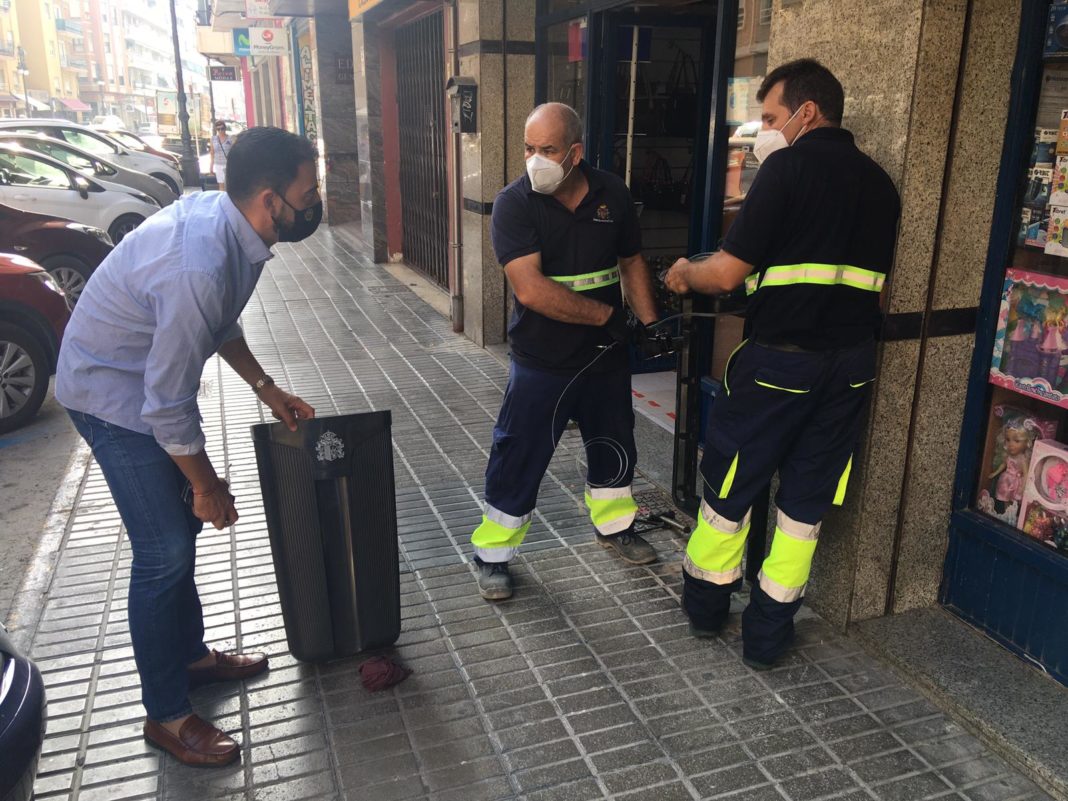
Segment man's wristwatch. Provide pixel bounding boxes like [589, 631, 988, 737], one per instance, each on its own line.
[252, 374, 274, 395]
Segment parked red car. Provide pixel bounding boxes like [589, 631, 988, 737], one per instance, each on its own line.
[0, 253, 70, 433]
[0, 202, 112, 307]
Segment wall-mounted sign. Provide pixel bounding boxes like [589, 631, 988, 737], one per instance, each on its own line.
[249, 25, 288, 56]
[232, 28, 251, 57]
[156, 90, 178, 135]
[209, 66, 238, 81]
[245, 0, 272, 18]
[348, 0, 386, 19]
[336, 54, 353, 84]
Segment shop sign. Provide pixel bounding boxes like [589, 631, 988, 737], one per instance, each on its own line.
[348, 0, 386, 19]
[245, 0, 272, 18]
[249, 26, 288, 56]
[156, 90, 178, 135]
[300, 44, 318, 143]
[233, 28, 252, 57]
[209, 66, 238, 82]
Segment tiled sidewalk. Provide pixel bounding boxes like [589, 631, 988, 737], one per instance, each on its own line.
[21, 229, 1055, 801]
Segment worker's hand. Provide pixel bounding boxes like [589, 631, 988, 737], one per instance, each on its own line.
[192, 479, 239, 530]
[604, 306, 631, 345]
[664, 258, 692, 295]
[259, 385, 316, 431]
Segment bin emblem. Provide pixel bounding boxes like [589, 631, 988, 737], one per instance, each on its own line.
[315, 430, 346, 462]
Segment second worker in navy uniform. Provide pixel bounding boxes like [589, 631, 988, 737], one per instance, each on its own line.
[470, 101, 660, 601]
[665, 59, 900, 669]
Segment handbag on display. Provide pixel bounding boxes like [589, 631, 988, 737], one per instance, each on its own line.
[664, 49, 699, 137]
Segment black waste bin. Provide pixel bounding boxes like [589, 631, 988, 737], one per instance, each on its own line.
[252, 411, 400, 662]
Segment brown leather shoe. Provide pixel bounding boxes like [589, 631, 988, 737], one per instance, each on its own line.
[188, 649, 269, 687]
[144, 715, 240, 767]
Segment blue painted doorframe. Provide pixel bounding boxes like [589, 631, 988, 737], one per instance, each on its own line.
[944, 0, 1068, 686]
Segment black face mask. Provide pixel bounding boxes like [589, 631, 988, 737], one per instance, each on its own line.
[274, 195, 323, 243]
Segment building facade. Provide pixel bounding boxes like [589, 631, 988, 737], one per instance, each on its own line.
[196, 0, 1066, 692]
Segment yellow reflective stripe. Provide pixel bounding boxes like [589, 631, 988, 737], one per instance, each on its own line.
[584, 491, 638, 530]
[723, 338, 748, 396]
[471, 514, 530, 549]
[760, 525, 819, 594]
[754, 380, 810, 394]
[758, 263, 886, 293]
[849, 379, 874, 388]
[685, 514, 750, 580]
[550, 266, 620, 291]
[833, 455, 853, 506]
[745, 273, 759, 296]
[719, 452, 739, 498]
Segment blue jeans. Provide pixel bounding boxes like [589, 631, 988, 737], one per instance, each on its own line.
[68, 411, 210, 722]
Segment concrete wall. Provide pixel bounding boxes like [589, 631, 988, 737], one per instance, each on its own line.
[766, 0, 1021, 626]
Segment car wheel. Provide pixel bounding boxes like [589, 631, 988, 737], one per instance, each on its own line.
[152, 173, 180, 197]
[40, 254, 92, 308]
[0, 323, 50, 435]
[108, 214, 144, 244]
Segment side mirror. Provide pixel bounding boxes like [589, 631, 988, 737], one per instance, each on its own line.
[73, 175, 91, 199]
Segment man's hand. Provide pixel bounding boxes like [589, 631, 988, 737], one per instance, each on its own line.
[193, 479, 238, 530]
[604, 306, 631, 345]
[258, 385, 316, 431]
[664, 258, 692, 295]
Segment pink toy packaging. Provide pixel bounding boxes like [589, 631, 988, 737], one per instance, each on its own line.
[1017, 439, 1068, 553]
[977, 404, 1059, 526]
[990, 269, 1068, 406]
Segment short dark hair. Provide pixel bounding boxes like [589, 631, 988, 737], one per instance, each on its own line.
[225, 127, 317, 202]
[757, 58, 844, 125]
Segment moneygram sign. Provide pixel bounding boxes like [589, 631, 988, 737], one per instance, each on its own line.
[249, 26, 288, 56]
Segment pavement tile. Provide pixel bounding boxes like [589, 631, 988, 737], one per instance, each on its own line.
[26, 231, 1050, 801]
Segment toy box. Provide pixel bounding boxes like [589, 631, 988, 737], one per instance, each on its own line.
[1017, 439, 1068, 554]
[1046, 3, 1068, 60]
[1033, 127, 1058, 168]
[1046, 203, 1068, 256]
[976, 404, 1059, 527]
[1050, 156, 1068, 205]
[990, 269, 1068, 408]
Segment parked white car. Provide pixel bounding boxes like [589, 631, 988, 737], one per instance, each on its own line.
[0, 144, 160, 243]
[0, 120, 184, 197]
[0, 133, 177, 207]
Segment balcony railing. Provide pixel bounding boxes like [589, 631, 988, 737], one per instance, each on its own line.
[56, 18, 84, 34]
[0, 44, 13, 57]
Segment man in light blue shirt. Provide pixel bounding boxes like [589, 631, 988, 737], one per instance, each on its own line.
[57, 127, 322, 767]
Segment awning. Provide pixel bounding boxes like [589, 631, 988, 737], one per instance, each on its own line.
[24, 95, 50, 111]
[57, 97, 92, 111]
[0, 93, 19, 105]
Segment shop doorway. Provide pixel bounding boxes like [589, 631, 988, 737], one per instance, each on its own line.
[394, 10, 449, 288]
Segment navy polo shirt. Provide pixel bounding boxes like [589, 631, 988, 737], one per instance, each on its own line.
[723, 127, 900, 350]
[491, 160, 642, 372]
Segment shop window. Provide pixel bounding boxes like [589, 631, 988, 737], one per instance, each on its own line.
[545, 17, 587, 123]
[978, 30, 1068, 559]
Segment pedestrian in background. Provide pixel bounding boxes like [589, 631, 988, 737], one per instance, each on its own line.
[209, 120, 233, 191]
[665, 59, 900, 669]
[56, 127, 323, 767]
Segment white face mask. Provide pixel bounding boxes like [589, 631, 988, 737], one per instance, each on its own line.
[526, 145, 577, 194]
[753, 104, 808, 164]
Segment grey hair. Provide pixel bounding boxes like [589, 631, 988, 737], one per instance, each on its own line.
[526, 102, 584, 146]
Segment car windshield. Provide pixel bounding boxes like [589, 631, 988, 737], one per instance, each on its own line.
[58, 128, 119, 157]
[0, 151, 71, 188]
[108, 131, 144, 149]
[15, 139, 96, 173]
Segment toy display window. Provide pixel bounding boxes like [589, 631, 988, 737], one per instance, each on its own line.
[976, 18, 1068, 558]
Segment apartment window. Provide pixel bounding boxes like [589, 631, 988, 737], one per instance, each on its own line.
[118, 76, 124, 86]
[49, 41, 55, 55]
[737, 2, 745, 29]
[0, 73, 6, 90]
[760, 0, 772, 25]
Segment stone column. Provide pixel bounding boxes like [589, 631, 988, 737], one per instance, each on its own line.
[456, 0, 535, 346]
[351, 15, 387, 260]
[310, 15, 360, 225]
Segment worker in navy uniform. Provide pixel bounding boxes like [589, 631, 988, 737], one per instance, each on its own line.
[664, 59, 900, 668]
[471, 102, 660, 600]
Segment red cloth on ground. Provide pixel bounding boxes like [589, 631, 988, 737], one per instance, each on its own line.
[358, 656, 412, 691]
